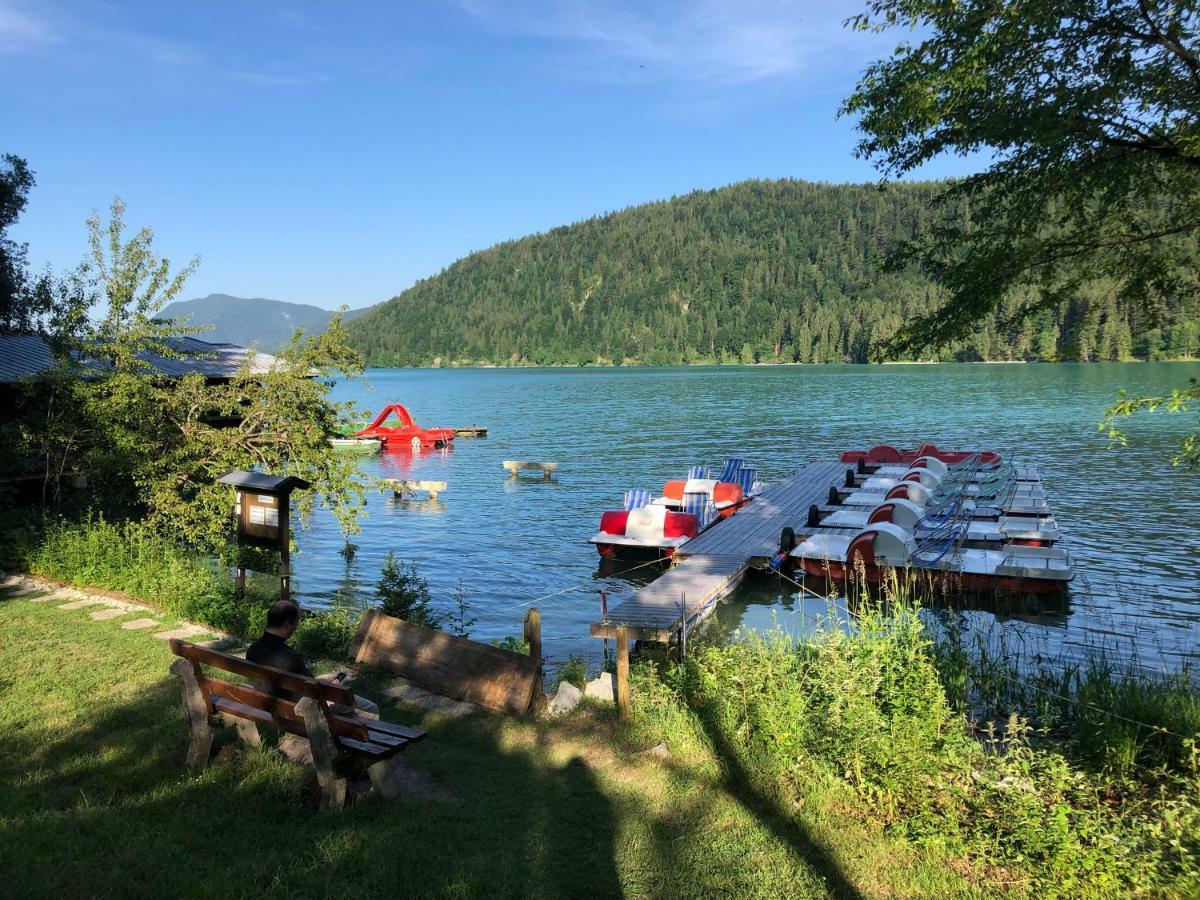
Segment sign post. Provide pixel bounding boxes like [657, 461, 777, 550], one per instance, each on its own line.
[217, 471, 311, 601]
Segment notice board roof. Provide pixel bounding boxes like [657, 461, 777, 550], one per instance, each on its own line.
[217, 470, 311, 493]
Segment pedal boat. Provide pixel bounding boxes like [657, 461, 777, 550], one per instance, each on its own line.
[589, 460, 764, 558]
[840, 443, 1004, 468]
[806, 495, 1060, 544]
[357, 402, 456, 452]
[785, 521, 1073, 595]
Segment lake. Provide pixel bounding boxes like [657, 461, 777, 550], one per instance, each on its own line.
[290, 363, 1200, 675]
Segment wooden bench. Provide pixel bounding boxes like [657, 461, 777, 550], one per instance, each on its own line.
[168, 639, 426, 809]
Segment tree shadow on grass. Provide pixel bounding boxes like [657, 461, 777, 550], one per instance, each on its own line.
[0, 675, 623, 898]
[682, 695, 866, 900]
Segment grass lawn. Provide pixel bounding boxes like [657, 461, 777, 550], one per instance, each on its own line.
[0, 589, 982, 899]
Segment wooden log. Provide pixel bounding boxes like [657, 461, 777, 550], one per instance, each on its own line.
[351, 610, 539, 713]
[296, 696, 348, 810]
[169, 657, 215, 771]
[616, 626, 630, 722]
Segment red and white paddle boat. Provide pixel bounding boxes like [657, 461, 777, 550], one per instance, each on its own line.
[784, 521, 1073, 594]
[589, 459, 764, 558]
[777, 446, 1073, 594]
[357, 403, 456, 452]
[840, 443, 1002, 468]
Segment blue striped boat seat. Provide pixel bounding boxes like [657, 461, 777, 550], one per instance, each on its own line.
[717, 458, 744, 482]
[682, 492, 717, 529]
[623, 488, 652, 510]
[736, 467, 758, 495]
[686, 464, 709, 480]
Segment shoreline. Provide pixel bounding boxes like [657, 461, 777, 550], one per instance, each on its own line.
[362, 357, 1200, 371]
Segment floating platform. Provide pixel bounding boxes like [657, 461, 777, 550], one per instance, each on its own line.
[384, 479, 447, 500]
[454, 425, 488, 437]
[503, 460, 558, 479]
[592, 461, 848, 642]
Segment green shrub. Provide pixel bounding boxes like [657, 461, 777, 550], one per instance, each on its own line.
[491, 635, 531, 655]
[375, 552, 441, 628]
[626, 587, 1200, 895]
[556, 654, 590, 689]
[293, 607, 359, 661]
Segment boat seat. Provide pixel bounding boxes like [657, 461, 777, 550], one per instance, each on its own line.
[623, 489, 652, 511]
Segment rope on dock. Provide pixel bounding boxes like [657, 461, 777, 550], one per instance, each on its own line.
[499, 554, 671, 613]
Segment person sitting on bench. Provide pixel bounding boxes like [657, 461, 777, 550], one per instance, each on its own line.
[247, 600, 378, 717]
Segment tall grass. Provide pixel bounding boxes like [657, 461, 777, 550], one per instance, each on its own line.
[629, 578, 1200, 894]
[24, 514, 277, 637]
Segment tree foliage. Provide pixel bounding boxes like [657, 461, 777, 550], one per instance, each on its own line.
[4, 176, 368, 542]
[347, 179, 1199, 367]
[842, 0, 1200, 355]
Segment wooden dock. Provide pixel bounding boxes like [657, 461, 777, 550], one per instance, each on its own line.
[591, 461, 849, 642]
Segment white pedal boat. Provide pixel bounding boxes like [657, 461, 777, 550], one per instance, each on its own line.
[869, 455, 1042, 483]
[814, 496, 1060, 543]
[839, 480, 1051, 516]
[787, 522, 1073, 594]
[853, 465, 1047, 501]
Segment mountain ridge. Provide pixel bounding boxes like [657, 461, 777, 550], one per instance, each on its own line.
[345, 178, 1198, 366]
[160, 294, 370, 350]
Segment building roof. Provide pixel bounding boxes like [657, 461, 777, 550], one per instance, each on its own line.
[0, 334, 286, 384]
[217, 470, 312, 493]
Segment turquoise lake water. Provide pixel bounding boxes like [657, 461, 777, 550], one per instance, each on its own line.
[290, 363, 1200, 674]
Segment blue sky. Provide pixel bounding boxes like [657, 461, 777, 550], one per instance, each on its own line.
[2, 1, 976, 309]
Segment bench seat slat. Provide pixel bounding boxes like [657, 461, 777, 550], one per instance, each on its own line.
[206, 679, 415, 747]
[358, 718, 427, 742]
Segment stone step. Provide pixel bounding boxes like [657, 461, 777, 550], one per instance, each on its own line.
[121, 618, 160, 630]
[58, 598, 110, 610]
[91, 608, 130, 621]
[152, 624, 211, 641]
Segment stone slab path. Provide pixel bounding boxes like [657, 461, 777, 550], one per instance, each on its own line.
[121, 618, 160, 630]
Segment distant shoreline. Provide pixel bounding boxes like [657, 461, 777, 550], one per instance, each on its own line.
[363, 357, 1199, 370]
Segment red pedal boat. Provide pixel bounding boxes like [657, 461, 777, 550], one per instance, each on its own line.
[357, 403, 455, 452]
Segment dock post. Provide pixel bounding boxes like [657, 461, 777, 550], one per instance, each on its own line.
[678, 591, 688, 660]
[523, 607, 542, 681]
[616, 625, 630, 721]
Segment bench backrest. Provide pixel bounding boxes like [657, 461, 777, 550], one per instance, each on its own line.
[170, 638, 356, 706]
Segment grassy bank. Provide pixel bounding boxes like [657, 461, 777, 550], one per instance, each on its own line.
[3, 587, 973, 898]
[3, 577, 1200, 896]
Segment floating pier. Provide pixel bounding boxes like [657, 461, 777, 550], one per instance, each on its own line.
[503, 460, 558, 479]
[591, 461, 848, 642]
[384, 479, 447, 500]
[455, 426, 488, 437]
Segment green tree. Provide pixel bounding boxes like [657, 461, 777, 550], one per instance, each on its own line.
[844, 0, 1200, 464]
[0, 154, 34, 331]
[9, 197, 369, 540]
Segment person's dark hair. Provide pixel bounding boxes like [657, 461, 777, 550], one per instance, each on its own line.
[266, 600, 301, 629]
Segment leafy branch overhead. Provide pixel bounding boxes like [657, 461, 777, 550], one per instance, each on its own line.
[842, 0, 1200, 357]
[1101, 379, 1200, 467]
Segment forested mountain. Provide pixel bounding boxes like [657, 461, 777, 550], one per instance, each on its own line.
[347, 179, 1200, 366]
[160, 294, 370, 350]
